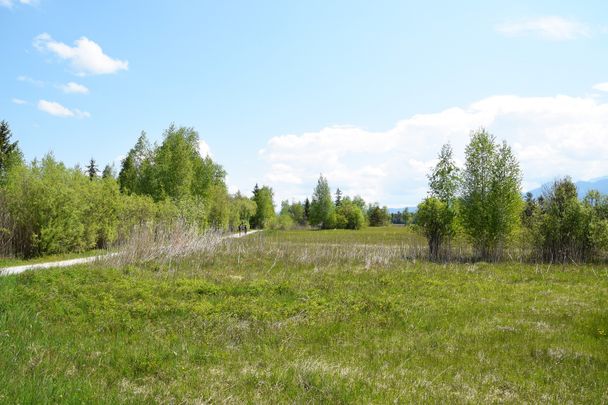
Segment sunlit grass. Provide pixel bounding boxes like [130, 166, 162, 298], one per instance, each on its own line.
[0, 229, 607, 403]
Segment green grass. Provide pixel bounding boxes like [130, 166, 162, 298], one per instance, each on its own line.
[263, 225, 425, 246]
[0, 228, 607, 403]
[0, 249, 107, 268]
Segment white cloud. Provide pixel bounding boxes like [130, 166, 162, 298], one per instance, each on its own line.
[12, 98, 27, 105]
[496, 16, 591, 40]
[1, 0, 35, 8]
[58, 81, 89, 94]
[17, 75, 44, 87]
[225, 176, 240, 194]
[37, 100, 90, 118]
[198, 140, 213, 158]
[592, 82, 608, 92]
[261, 94, 608, 207]
[33, 33, 128, 75]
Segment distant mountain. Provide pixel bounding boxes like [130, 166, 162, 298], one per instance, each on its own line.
[527, 176, 608, 199]
[387, 207, 417, 214]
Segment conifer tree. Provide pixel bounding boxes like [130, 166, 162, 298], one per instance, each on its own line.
[335, 188, 343, 207]
[304, 197, 310, 221]
[0, 120, 22, 182]
[86, 158, 98, 181]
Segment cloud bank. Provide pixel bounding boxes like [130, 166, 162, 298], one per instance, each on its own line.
[0, 0, 33, 8]
[260, 93, 608, 207]
[33, 33, 128, 76]
[38, 100, 90, 118]
[592, 82, 608, 92]
[496, 16, 591, 41]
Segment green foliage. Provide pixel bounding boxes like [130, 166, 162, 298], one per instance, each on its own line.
[428, 143, 459, 203]
[152, 126, 200, 200]
[269, 213, 295, 230]
[309, 175, 335, 229]
[1, 152, 221, 258]
[115, 193, 159, 243]
[417, 198, 455, 260]
[3, 155, 122, 257]
[0, 120, 23, 185]
[250, 184, 275, 229]
[280, 200, 306, 226]
[335, 199, 365, 230]
[418, 143, 459, 260]
[352, 195, 366, 212]
[86, 158, 98, 181]
[525, 179, 608, 262]
[334, 188, 342, 206]
[303, 198, 310, 222]
[229, 192, 257, 230]
[460, 129, 522, 260]
[390, 208, 414, 225]
[539, 178, 587, 262]
[0, 121, 248, 258]
[367, 204, 390, 227]
[81, 175, 121, 248]
[205, 184, 230, 230]
[118, 131, 151, 195]
[116, 125, 230, 230]
[101, 164, 114, 179]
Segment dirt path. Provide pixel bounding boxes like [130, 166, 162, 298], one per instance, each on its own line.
[0, 230, 259, 276]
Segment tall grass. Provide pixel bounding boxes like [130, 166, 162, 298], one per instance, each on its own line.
[128, 227, 538, 270]
[108, 222, 225, 267]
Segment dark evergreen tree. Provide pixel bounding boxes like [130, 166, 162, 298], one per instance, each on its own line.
[0, 120, 21, 177]
[304, 197, 310, 221]
[335, 188, 343, 207]
[86, 158, 98, 181]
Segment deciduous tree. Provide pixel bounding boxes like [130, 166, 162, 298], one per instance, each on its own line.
[460, 129, 522, 260]
[309, 175, 335, 229]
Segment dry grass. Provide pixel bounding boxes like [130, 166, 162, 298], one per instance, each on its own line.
[108, 222, 226, 267]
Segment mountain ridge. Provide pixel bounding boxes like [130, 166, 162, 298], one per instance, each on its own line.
[527, 177, 608, 199]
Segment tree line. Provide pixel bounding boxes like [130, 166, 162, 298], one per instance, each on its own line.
[270, 176, 393, 230]
[2, 119, 608, 263]
[417, 128, 608, 263]
[0, 122, 265, 258]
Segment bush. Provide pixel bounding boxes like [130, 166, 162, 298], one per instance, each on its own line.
[335, 201, 365, 230]
[367, 204, 390, 227]
[1, 154, 217, 258]
[534, 178, 591, 262]
[269, 214, 295, 230]
[416, 197, 455, 261]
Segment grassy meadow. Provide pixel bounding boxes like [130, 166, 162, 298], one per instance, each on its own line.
[1, 226, 607, 403]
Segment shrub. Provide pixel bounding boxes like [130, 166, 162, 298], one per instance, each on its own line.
[335, 200, 365, 230]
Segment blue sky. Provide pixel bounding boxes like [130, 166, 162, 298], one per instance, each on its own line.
[2, 0, 608, 206]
